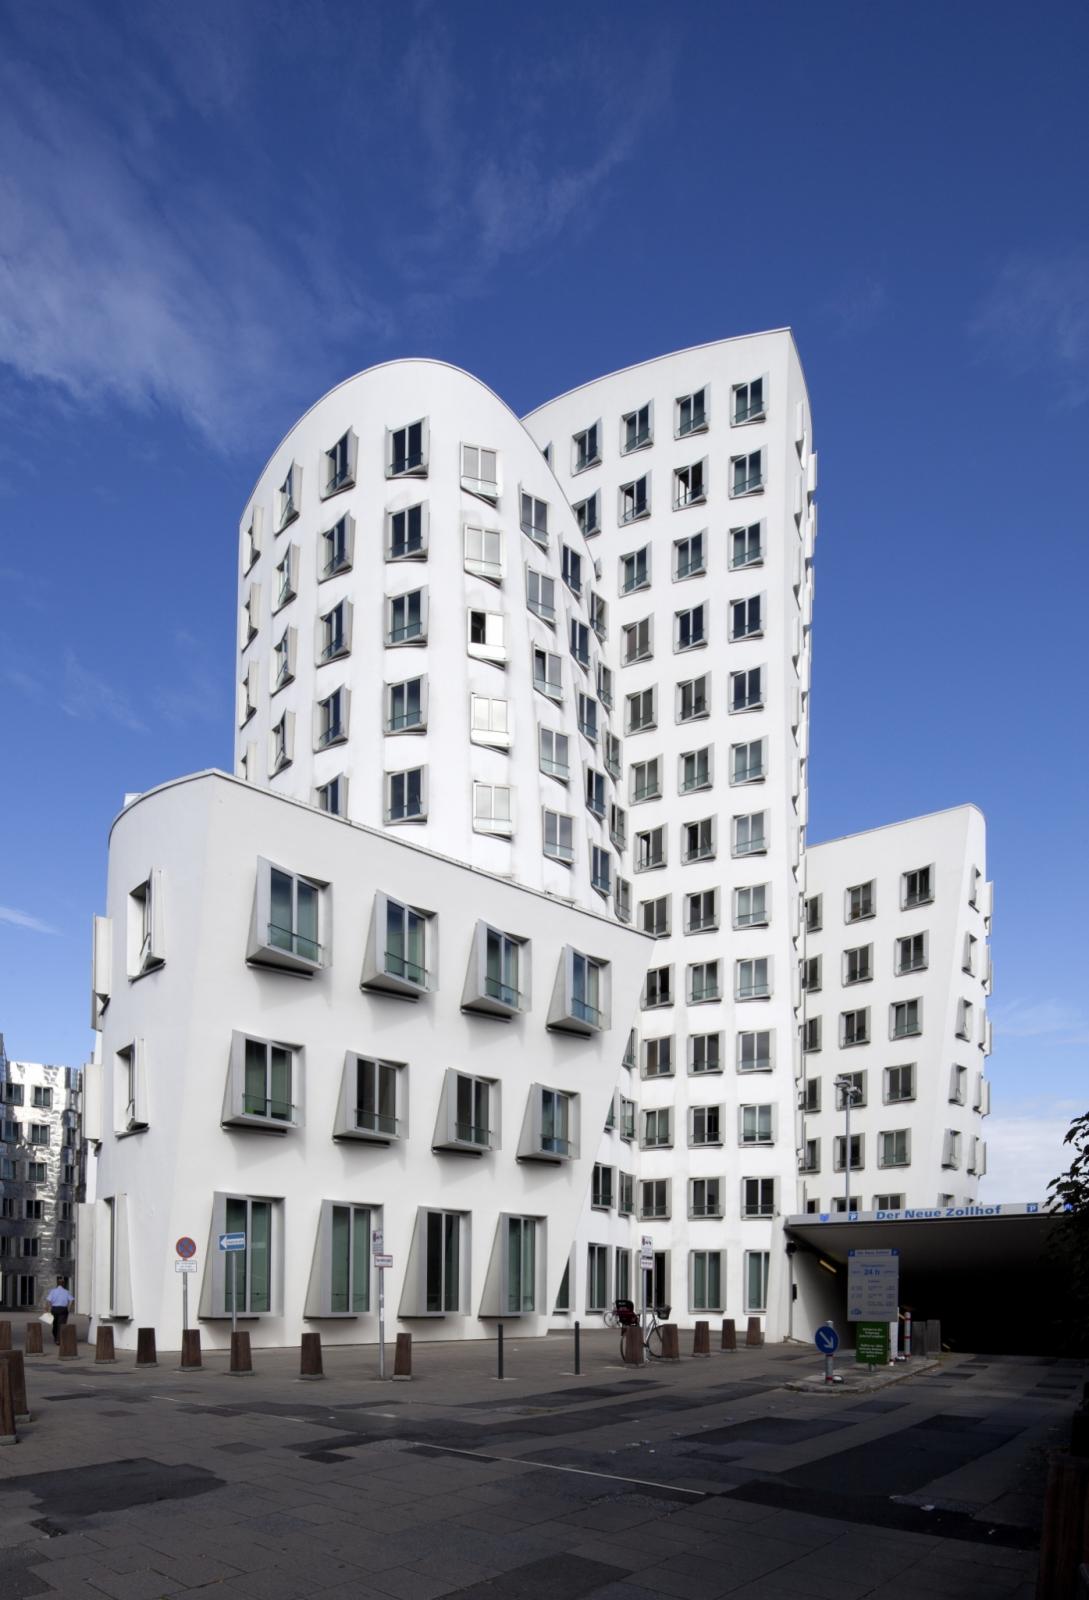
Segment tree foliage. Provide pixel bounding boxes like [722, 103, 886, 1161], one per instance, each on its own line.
[1047, 1110, 1089, 1354]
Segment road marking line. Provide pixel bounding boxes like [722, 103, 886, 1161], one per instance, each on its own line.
[397, 1440, 706, 1497]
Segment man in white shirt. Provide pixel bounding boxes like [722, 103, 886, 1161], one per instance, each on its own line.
[45, 1279, 74, 1345]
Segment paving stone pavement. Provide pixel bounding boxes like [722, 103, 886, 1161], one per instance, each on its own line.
[0, 1332, 1082, 1599]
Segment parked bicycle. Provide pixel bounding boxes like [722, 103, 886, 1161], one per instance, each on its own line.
[611, 1298, 671, 1359]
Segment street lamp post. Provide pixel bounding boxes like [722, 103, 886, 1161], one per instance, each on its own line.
[833, 1076, 862, 1214]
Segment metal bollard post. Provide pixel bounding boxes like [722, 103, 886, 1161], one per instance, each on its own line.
[0, 1352, 30, 1424]
[24, 1323, 44, 1356]
[393, 1331, 412, 1380]
[574, 1320, 581, 1376]
[0, 1362, 16, 1446]
[497, 1322, 504, 1380]
[299, 1332, 324, 1381]
[136, 1328, 158, 1368]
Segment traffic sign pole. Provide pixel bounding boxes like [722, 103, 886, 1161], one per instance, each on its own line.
[373, 1228, 386, 1380]
[175, 1238, 197, 1340]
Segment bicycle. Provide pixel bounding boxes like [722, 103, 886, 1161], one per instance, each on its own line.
[612, 1299, 672, 1359]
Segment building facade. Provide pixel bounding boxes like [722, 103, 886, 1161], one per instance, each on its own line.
[801, 808, 992, 1215]
[0, 1038, 83, 1310]
[81, 333, 992, 1346]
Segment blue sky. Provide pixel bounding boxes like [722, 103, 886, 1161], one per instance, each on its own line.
[1, 1, 1086, 1196]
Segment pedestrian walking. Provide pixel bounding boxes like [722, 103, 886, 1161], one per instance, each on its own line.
[45, 1279, 73, 1345]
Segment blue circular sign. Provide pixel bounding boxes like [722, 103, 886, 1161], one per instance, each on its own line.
[814, 1324, 839, 1354]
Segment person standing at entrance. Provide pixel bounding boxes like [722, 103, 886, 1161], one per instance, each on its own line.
[45, 1279, 73, 1344]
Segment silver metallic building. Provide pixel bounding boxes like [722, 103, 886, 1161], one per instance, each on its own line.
[0, 1035, 84, 1309]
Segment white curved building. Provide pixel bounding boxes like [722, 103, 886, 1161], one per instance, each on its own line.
[78, 332, 992, 1349]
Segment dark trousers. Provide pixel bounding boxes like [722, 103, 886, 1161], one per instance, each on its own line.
[51, 1307, 68, 1344]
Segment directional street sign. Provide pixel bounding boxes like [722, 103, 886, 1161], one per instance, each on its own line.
[374, 1253, 393, 1269]
[175, 1236, 197, 1260]
[218, 1232, 246, 1252]
[847, 1248, 900, 1322]
[175, 1260, 197, 1275]
[814, 1324, 839, 1355]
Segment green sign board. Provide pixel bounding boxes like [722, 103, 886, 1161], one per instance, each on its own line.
[855, 1320, 889, 1365]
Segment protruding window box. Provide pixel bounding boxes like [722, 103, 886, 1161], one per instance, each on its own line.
[247, 859, 326, 976]
[361, 892, 433, 999]
[433, 1069, 497, 1156]
[222, 1032, 302, 1135]
[547, 947, 610, 1035]
[333, 1054, 405, 1143]
[518, 1085, 579, 1163]
[461, 923, 528, 1019]
[479, 1214, 544, 1317]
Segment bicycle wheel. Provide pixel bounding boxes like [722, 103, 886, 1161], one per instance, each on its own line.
[603, 1309, 619, 1329]
[645, 1324, 663, 1359]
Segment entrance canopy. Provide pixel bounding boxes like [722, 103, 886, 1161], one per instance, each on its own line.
[785, 1201, 1056, 1275]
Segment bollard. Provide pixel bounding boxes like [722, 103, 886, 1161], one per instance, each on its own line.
[0, 1322, 11, 1351]
[95, 1325, 118, 1365]
[621, 1324, 643, 1365]
[179, 1329, 203, 1371]
[299, 1331, 324, 1380]
[136, 1328, 158, 1368]
[574, 1320, 581, 1376]
[0, 1352, 30, 1424]
[393, 1331, 412, 1380]
[745, 1317, 763, 1348]
[24, 1323, 43, 1357]
[692, 1321, 710, 1357]
[1036, 1453, 1089, 1600]
[497, 1323, 505, 1380]
[722, 1318, 737, 1351]
[924, 1319, 941, 1356]
[58, 1323, 79, 1360]
[229, 1331, 253, 1376]
[660, 1324, 680, 1361]
[0, 1361, 16, 1445]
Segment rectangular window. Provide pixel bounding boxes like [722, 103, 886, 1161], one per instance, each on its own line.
[453, 1073, 493, 1148]
[801, 1138, 820, 1173]
[590, 845, 611, 897]
[591, 1164, 614, 1209]
[584, 766, 606, 819]
[384, 898, 429, 988]
[468, 608, 508, 663]
[742, 1178, 775, 1218]
[317, 687, 348, 748]
[731, 739, 765, 784]
[526, 566, 556, 622]
[618, 1173, 634, 1216]
[640, 895, 670, 938]
[730, 667, 763, 712]
[561, 544, 582, 597]
[520, 492, 549, 545]
[586, 1244, 609, 1313]
[802, 954, 822, 993]
[425, 1212, 462, 1312]
[675, 604, 706, 652]
[643, 966, 672, 1009]
[542, 808, 574, 863]
[879, 1130, 910, 1168]
[539, 726, 570, 780]
[626, 687, 656, 734]
[353, 1057, 401, 1138]
[689, 1032, 722, 1075]
[592, 594, 609, 642]
[574, 491, 600, 538]
[502, 1218, 536, 1315]
[891, 1000, 922, 1039]
[690, 1105, 722, 1146]
[386, 767, 425, 824]
[902, 866, 933, 908]
[541, 1089, 575, 1156]
[572, 422, 600, 473]
[619, 476, 650, 524]
[686, 889, 718, 934]
[885, 1063, 916, 1103]
[731, 450, 764, 496]
[836, 1070, 867, 1108]
[733, 812, 767, 856]
[741, 1104, 774, 1145]
[631, 758, 661, 803]
[688, 961, 720, 1004]
[834, 1133, 864, 1172]
[841, 1008, 870, 1046]
[615, 877, 632, 923]
[641, 1179, 670, 1218]
[643, 1035, 673, 1079]
[319, 599, 351, 662]
[897, 933, 928, 974]
[844, 945, 872, 985]
[470, 694, 511, 749]
[571, 952, 605, 1028]
[622, 402, 652, 453]
[804, 1079, 820, 1113]
[265, 865, 321, 965]
[473, 783, 513, 837]
[682, 817, 714, 863]
[734, 884, 767, 928]
[386, 676, 425, 732]
[846, 881, 875, 922]
[956, 999, 973, 1039]
[327, 1204, 371, 1314]
[461, 443, 499, 500]
[730, 521, 763, 569]
[673, 460, 706, 508]
[690, 1177, 722, 1218]
[730, 594, 763, 640]
[690, 1251, 723, 1312]
[674, 531, 705, 580]
[622, 617, 653, 663]
[736, 957, 770, 1000]
[733, 377, 765, 424]
[634, 826, 666, 872]
[464, 524, 503, 581]
[803, 1016, 821, 1053]
[241, 1037, 294, 1124]
[388, 503, 426, 560]
[533, 647, 563, 700]
[680, 746, 712, 793]
[389, 419, 427, 477]
[745, 1251, 769, 1313]
[315, 775, 345, 816]
[677, 675, 709, 721]
[676, 387, 707, 437]
[620, 546, 651, 593]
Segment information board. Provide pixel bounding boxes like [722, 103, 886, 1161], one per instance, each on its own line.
[855, 1321, 890, 1365]
[847, 1248, 900, 1322]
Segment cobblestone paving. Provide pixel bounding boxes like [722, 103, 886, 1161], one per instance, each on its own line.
[0, 1333, 1081, 1599]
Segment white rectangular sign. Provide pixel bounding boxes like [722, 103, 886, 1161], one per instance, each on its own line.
[174, 1260, 197, 1274]
[372, 1228, 384, 1251]
[847, 1248, 900, 1322]
[373, 1253, 393, 1269]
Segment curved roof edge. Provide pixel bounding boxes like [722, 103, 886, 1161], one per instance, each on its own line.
[808, 802, 986, 851]
[521, 328, 805, 422]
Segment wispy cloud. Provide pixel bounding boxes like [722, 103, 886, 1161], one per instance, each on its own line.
[972, 249, 1089, 408]
[979, 1099, 1084, 1203]
[0, 905, 59, 936]
[59, 652, 147, 735]
[823, 278, 888, 339]
[991, 998, 1089, 1045]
